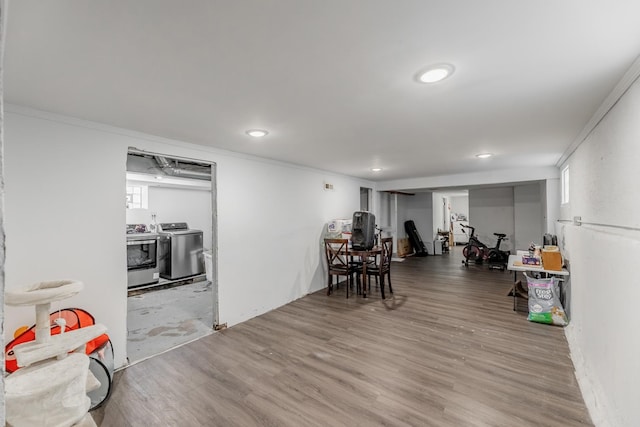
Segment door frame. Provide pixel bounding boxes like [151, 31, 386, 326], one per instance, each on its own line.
[126, 147, 220, 328]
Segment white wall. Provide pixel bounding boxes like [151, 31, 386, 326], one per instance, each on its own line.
[377, 191, 400, 253]
[359, 187, 371, 211]
[558, 76, 640, 427]
[432, 193, 446, 235]
[5, 111, 128, 366]
[392, 192, 434, 253]
[125, 185, 213, 251]
[395, 194, 408, 240]
[149, 186, 212, 251]
[405, 192, 433, 244]
[376, 191, 391, 231]
[389, 194, 398, 251]
[449, 195, 468, 220]
[513, 183, 544, 250]
[4, 107, 374, 369]
[378, 166, 559, 192]
[468, 187, 515, 253]
[545, 178, 561, 234]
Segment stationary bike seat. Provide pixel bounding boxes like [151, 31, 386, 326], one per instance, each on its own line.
[493, 233, 506, 238]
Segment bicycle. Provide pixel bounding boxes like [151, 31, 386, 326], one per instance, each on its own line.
[460, 224, 510, 269]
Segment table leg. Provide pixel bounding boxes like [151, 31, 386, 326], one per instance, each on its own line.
[362, 261, 367, 298]
[513, 271, 517, 311]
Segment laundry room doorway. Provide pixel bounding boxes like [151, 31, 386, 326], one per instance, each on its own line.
[124, 148, 218, 364]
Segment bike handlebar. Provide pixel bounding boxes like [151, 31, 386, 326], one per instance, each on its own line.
[460, 224, 509, 243]
[460, 224, 475, 237]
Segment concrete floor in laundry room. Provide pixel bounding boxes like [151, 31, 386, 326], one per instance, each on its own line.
[126, 279, 214, 364]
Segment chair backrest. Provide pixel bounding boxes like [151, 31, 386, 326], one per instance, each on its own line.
[324, 238, 350, 268]
[380, 237, 393, 272]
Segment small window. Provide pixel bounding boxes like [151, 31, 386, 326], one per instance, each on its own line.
[126, 186, 148, 209]
[561, 166, 569, 204]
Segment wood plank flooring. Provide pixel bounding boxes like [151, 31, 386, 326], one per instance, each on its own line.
[93, 248, 592, 426]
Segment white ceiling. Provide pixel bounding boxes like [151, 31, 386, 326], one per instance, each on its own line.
[5, 1, 640, 182]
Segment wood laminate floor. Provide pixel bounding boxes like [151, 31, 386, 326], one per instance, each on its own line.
[93, 248, 592, 426]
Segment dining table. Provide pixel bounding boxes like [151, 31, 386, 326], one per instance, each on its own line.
[344, 246, 381, 298]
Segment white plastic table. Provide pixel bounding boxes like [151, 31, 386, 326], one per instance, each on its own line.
[506, 252, 569, 311]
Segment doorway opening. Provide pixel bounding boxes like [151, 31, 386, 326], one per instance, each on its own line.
[125, 148, 218, 364]
[360, 187, 372, 211]
[432, 190, 468, 247]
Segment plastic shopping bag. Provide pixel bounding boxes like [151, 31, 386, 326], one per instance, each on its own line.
[526, 275, 568, 326]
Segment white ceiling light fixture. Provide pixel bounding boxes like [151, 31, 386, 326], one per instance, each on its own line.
[475, 153, 493, 159]
[371, 167, 383, 172]
[246, 129, 269, 138]
[416, 63, 455, 84]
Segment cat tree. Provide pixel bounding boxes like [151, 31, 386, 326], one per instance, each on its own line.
[5, 280, 107, 427]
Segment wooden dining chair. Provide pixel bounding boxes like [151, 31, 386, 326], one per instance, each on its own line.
[366, 237, 393, 299]
[323, 238, 358, 298]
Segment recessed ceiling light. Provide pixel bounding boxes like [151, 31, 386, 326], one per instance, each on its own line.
[416, 64, 455, 83]
[371, 167, 383, 172]
[476, 153, 493, 159]
[246, 129, 268, 138]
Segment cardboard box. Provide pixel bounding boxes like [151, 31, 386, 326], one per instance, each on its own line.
[327, 219, 352, 238]
[397, 238, 412, 257]
[541, 248, 563, 271]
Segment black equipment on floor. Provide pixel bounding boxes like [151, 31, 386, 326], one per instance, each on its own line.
[352, 211, 376, 250]
[404, 220, 429, 256]
[461, 224, 510, 270]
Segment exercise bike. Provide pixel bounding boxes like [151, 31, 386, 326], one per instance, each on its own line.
[460, 224, 510, 270]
